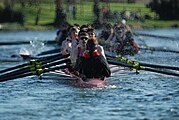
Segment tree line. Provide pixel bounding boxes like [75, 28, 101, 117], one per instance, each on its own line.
[148, 0, 179, 20]
[0, 0, 178, 27]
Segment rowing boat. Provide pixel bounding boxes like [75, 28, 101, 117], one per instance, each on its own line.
[42, 64, 135, 88]
[42, 69, 108, 88]
[71, 78, 108, 88]
[64, 68, 108, 88]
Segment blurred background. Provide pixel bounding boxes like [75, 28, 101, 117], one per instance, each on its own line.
[0, 2, 179, 120]
[0, 0, 178, 30]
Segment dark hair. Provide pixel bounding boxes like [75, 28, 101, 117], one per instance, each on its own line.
[78, 30, 88, 36]
[74, 23, 80, 30]
[87, 28, 96, 35]
[79, 32, 89, 40]
[80, 24, 91, 30]
[69, 27, 78, 34]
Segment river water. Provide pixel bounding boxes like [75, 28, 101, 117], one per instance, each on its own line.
[0, 28, 179, 120]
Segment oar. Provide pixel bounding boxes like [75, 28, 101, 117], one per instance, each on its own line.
[0, 40, 56, 45]
[139, 46, 179, 53]
[37, 48, 61, 56]
[139, 62, 179, 70]
[0, 64, 69, 82]
[37, 52, 63, 61]
[0, 53, 68, 74]
[107, 59, 179, 77]
[0, 52, 63, 74]
[0, 58, 70, 79]
[134, 32, 175, 41]
[106, 54, 179, 71]
[0, 59, 70, 82]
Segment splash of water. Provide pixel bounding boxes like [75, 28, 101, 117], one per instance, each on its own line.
[19, 47, 31, 55]
[19, 37, 45, 56]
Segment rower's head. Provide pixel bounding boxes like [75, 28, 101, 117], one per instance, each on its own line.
[114, 25, 126, 38]
[69, 26, 79, 39]
[103, 23, 113, 31]
[80, 24, 91, 31]
[125, 31, 133, 38]
[87, 28, 96, 39]
[79, 32, 89, 43]
[74, 23, 80, 31]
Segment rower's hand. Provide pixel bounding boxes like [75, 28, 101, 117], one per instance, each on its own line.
[79, 74, 87, 81]
[73, 70, 80, 76]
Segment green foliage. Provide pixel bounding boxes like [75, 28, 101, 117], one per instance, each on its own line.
[148, 0, 179, 20]
[0, 1, 178, 30]
[0, 7, 24, 25]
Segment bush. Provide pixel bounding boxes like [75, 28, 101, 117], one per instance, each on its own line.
[0, 7, 24, 25]
[148, 0, 179, 20]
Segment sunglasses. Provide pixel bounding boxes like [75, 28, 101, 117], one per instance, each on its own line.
[88, 32, 95, 36]
[80, 37, 88, 40]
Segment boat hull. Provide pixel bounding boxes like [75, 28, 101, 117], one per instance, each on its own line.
[70, 78, 108, 88]
[42, 65, 135, 88]
[42, 70, 108, 88]
[64, 69, 108, 88]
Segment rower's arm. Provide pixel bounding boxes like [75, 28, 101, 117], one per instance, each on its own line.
[97, 45, 106, 59]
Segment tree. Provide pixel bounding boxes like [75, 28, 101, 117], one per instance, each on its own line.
[3, 0, 14, 9]
[93, 0, 100, 20]
[19, 0, 25, 8]
[148, 0, 179, 20]
[54, 0, 67, 27]
[128, 0, 136, 3]
[93, 0, 102, 28]
[0, 0, 24, 25]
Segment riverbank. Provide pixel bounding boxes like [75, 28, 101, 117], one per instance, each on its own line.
[0, 2, 178, 31]
[0, 20, 178, 31]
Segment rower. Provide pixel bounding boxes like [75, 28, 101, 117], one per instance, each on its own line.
[119, 30, 139, 56]
[55, 24, 70, 46]
[87, 28, 107, 59]
[70, 26, 80, 67]
[77, 31, 89, 57]
[74, 31, 89, 73]
[75, 38, 111, 80]
[61, 25, 79, 72]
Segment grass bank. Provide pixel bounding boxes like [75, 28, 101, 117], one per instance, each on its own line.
[1, 2, 179, 30]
